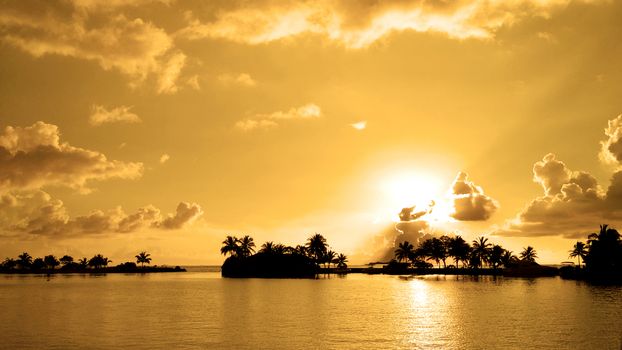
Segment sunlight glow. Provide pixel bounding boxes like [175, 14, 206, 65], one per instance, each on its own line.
[379, 171, 454, 223]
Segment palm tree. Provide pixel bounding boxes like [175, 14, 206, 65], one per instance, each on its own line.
[306, 233, 328, 263]
[584, 224, 622, 271]
[135, 251, 152, 267]
[472, 236, 492, 268]
[520, 246, 538, 263]
[2, 258, 16, 270]
[336, 253, 348, 268]
[88, 254, 107, 269]
[17, 252, 33, 269]
[78, 257, 88, 269]
[569, 241, 587, 268]
[259, 241, 276, 254]
[501, 250, 517, 267]
[430, 238, 448, 268]
[221, 236, 240, 257]
[43, 255, 60, 270]
[488, 245, 505, 270]
[294, 245, 308, 257]
[59, 255, 74, 266]
[324, 250, 337, 268]
[395, 241, 414, 263]
[238, 235, 256, 257]
[448, 236, 470, 268]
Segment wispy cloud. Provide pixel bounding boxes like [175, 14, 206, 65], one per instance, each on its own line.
[236, 103, 322, 131]
[159, 154, 170, 164]
[176, 1, 604, 48]
[218, 73, 256, 87]
[89, 105, 141, 126]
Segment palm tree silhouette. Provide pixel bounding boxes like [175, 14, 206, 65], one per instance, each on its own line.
[59, 255, 74, 266]
[43, 255, 60, 270]
[238, 235, 256, 257]
[472, 236, 492, 268]
[324, 250, 337, 268]
[221, 236, 240, 257]
[336, 253, 348, 268]
[78, 257, 88, 269]
[2, 258, 17, 270]
[306, 233, 328, 263]
[520, 246, 538, 263]
[488, 245, 505, 270]
[17, 252, 33, 269]
[135, 252, 152, 267]
[569, 241, 587, 268]
[394, 241, 414, 263]
[448, 236, 470, 268]
[259, 241, 276, 254]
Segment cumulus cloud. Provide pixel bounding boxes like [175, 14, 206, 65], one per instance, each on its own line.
[599, 114, 622, 164]
[218, 73, 256, 87]
[235, 103, 322, 131]
[0, 122, 143, 193]
[156, 202, 204, 230]
[449, 172, 499, 221]
[159, 154, 170, 164]
[0, 191, 204, 236]
[496, 115, 622, 238]
[0, 1, 185, 93]
[177, 0, 603, 48]
[496, 156, 616, 238]
[89, 105, 141, 126]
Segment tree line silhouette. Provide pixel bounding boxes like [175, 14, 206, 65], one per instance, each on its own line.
[392, 235, 537, 270]
[220, 233, 347, 277]
[562, 224, 622, 280]
[0, 251, 178, 273]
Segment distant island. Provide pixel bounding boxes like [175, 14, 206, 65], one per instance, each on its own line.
[220, 234, 347, 278]
[0, 251, 185, 274]
[220, 224, 622, 282]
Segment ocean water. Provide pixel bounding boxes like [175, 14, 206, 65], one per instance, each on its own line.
[0, 270, 621, 349]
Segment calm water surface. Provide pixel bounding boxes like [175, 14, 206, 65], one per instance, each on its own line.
[1, 270, 621, 349]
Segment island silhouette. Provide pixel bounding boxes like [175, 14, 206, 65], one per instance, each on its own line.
[219, 225, 622, 282]
[0, 251, 184, 274]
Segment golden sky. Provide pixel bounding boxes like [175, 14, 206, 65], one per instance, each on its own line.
[1, 0, 621, 265]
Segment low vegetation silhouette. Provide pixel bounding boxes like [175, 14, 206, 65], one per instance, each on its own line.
[220, 233, 348, 278]
[0, 252, 183, 274]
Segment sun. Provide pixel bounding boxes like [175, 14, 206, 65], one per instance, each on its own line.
[379, 171, 454, 223]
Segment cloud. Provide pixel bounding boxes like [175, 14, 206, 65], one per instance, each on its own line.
[0, 1, 185, 93]
[177, 0, 604, 48]
[156, 52, 187, 94]
[159, 154, 170, 164]
[89, 105, 141, 126]
[449, 172, 499, 221]
[0, 191, 204, 236]
[599, 114, 622, 164]
[351, 121, 367, 130]
[0, 122, 143, 193]
[496, 115, 622, 238]
[497, 154, 613, 238]
[235, 103, 322, 131]
[186, 75, 201, 90]
[156, 202, 204, 230]
[218, 73, 256, 87]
